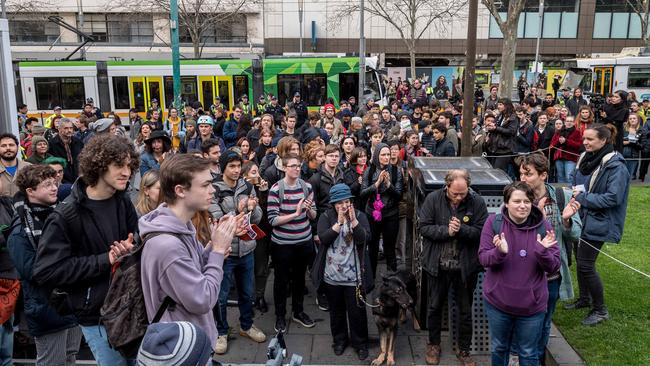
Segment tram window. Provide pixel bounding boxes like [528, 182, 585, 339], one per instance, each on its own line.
[164, 76, 198, 108]
[112, 77, 130, 110]
[35, 77, 85, 110]
[217, 80, 230, 110]
[277, 74, 327, 107]
[234, 75, 249, 101]
[339, 73, 358, 102]
[628, 68, 650, 88]
[201, 80, 214, 108]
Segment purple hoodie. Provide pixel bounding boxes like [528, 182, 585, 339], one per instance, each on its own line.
[479, 206, 560, 317]
[139, 204, 225, 348]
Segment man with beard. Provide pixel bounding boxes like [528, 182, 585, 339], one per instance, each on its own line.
[0, 133, 32, 196]
[33, 135, 140, 365]
[48, 118, 84, 184]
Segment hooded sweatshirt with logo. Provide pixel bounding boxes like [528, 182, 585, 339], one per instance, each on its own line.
[139, 204, 225, 347]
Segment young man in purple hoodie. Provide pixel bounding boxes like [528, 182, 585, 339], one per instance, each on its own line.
[139, 154, 241, 349]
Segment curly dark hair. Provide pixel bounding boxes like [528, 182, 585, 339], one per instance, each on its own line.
[15, 165, 57, 193]
[78, 134, 140, 187]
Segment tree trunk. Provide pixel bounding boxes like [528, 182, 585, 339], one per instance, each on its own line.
[409, 47, 417, 82]
[193, 41, 201, 58]
[499, 26, 517, 100]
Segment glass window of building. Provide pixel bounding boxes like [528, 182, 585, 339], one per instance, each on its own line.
[179, 14, 247, 44]
[77, 14, 153, 43]
[35, 77, 85, 110]
[593, 0, 645, 38]
[9, 14, 60, 43]
[488, 0, 579, 39]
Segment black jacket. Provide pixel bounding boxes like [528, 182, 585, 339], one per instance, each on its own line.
[48, 135, 84, 184]
[32, 180, 139, 325]
[431, 138, 456, 157]
[484, 114, 518, 155]
[265, 103, 286, 126]
[309, 166, 346, 215]
[360, 143, 404, 220]
[312, 208, 373, 293]
[566, 96, 588, 117]
[288, 100, 308, 128]
[344, 166, 366, 209]
[419, 188, 488, 282]
[536, 124, 555, 150]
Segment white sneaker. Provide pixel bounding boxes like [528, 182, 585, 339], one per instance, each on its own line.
[239, 324, 266, 343]
[215, 335, 228, 354]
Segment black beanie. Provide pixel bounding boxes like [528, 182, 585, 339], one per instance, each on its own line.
[219, 150, 243, 172]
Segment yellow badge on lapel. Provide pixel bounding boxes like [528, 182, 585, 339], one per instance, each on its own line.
[463, 216, 470, 223]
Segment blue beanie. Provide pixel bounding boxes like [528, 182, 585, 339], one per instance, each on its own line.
[329, 183, 354, 204]
[137, 322, 213, 366]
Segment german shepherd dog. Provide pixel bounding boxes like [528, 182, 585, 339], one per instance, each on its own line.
[371, 270, 421, 366]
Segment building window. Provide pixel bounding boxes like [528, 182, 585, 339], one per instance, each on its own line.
[77, 14, 153, 43]
[34, 77, 85, 110]
[592, 0, 648, 38]
[8, 14, 60, 43]
[277, 74, 327, 107]
[488, 0, 579, 39]
[179, 14, 247, 44]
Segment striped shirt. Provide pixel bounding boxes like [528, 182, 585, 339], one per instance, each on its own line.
[267, 179, 315, 245]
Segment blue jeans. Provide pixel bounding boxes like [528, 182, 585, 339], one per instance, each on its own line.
[485, 300, 545, 366]
[80, 325, 135, 366]
[0, 319, 13, 366]
[538, 278, 561, 361]
[625, 159, 639, 178]
[215, 252, 255, 335]
[555, 160, 576, 184]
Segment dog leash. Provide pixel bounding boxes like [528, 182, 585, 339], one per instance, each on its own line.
[350, 223, 381, 309]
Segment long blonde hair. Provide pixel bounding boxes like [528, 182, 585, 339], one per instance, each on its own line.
[135, 170, 160, 216]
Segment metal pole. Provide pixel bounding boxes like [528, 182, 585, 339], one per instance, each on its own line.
[170, 0, 181, 109]
[358, 0, 365, 103]
[533, 0, 544, 83]
[461, 0, 478, 157]
[1, 0, 6, 19]
[0, 18, 19, 138]
[77, 0, 85, 59]
[298, 0, 303, 56]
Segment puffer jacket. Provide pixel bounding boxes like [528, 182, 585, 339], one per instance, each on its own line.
[360, 143, 404, 221]
[208, 177, 262, 257]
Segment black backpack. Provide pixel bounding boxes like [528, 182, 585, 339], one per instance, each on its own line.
[99, 232, 176, 358]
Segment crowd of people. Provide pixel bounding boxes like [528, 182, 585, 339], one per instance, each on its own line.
[0, 79, 639, 366]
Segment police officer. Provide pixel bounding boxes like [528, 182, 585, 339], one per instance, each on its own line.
[287, 92, 308, 129]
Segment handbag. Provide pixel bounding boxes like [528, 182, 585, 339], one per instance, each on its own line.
[0, 278, 20, 324]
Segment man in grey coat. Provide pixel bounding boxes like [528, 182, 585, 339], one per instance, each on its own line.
[209, 151, 266, 354]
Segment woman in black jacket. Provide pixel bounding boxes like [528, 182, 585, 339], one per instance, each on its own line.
[313, 184, 372, 360]
[344, 147, 368, 209]
[360, 143, 404, 274]
[601, 90, 629, 152]
[483, 102, 518, 177]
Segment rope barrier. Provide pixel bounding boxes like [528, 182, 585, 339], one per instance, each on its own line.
[578, 238, 650, 281]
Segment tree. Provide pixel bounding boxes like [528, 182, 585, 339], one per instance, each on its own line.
[328, 0, 468, 80]
[482, 0, 527, 98]
[108, 0, 257, 58]
[627, 0, 650, 47]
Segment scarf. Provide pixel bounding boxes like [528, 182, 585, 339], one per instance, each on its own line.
[578, 143, 615, 176]
[356, 164, 367, 175]
[559, 126, 575, 139]
[13, 192, 55, 250]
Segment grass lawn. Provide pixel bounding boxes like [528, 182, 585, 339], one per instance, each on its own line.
[553, 186, 650, 366]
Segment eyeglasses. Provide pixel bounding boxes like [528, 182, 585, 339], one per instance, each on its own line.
[285, 164, 301, 169]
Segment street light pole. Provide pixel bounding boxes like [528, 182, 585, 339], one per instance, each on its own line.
[298, 0, 304, 56]
[358, 0, 365, 103]
[170, 0, 181, 109]
[533, 0, 544, 83]
[77, 0, 85, 59]
[461, 0, 478, 157]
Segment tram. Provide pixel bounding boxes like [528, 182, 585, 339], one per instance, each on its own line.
[575, 51, 650, 100]
[16, 56, 386, 123]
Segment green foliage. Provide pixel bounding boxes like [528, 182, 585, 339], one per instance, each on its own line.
[553, 186, 650, 366]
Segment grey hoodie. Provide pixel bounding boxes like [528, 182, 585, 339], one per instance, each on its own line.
[139, 204, 225, 348]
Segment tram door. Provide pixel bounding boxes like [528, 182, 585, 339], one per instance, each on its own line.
[593, 67, 613, 96]
[198, 76, 234, 112]
[129, 77, 164, 112]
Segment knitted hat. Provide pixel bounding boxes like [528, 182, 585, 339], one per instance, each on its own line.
[351, 117, 363, 125]
[185, 119, 197, 129]
[137, 322, 212, 366]
[219, 150, 243, 172]
[301, 127, 321, 145]
[329, 183, 354, 204]
[324, 103, 336, 112]
[31, 135, 48, 148]
[90, 118, 114, 133]
[31, 123, 46, 135]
